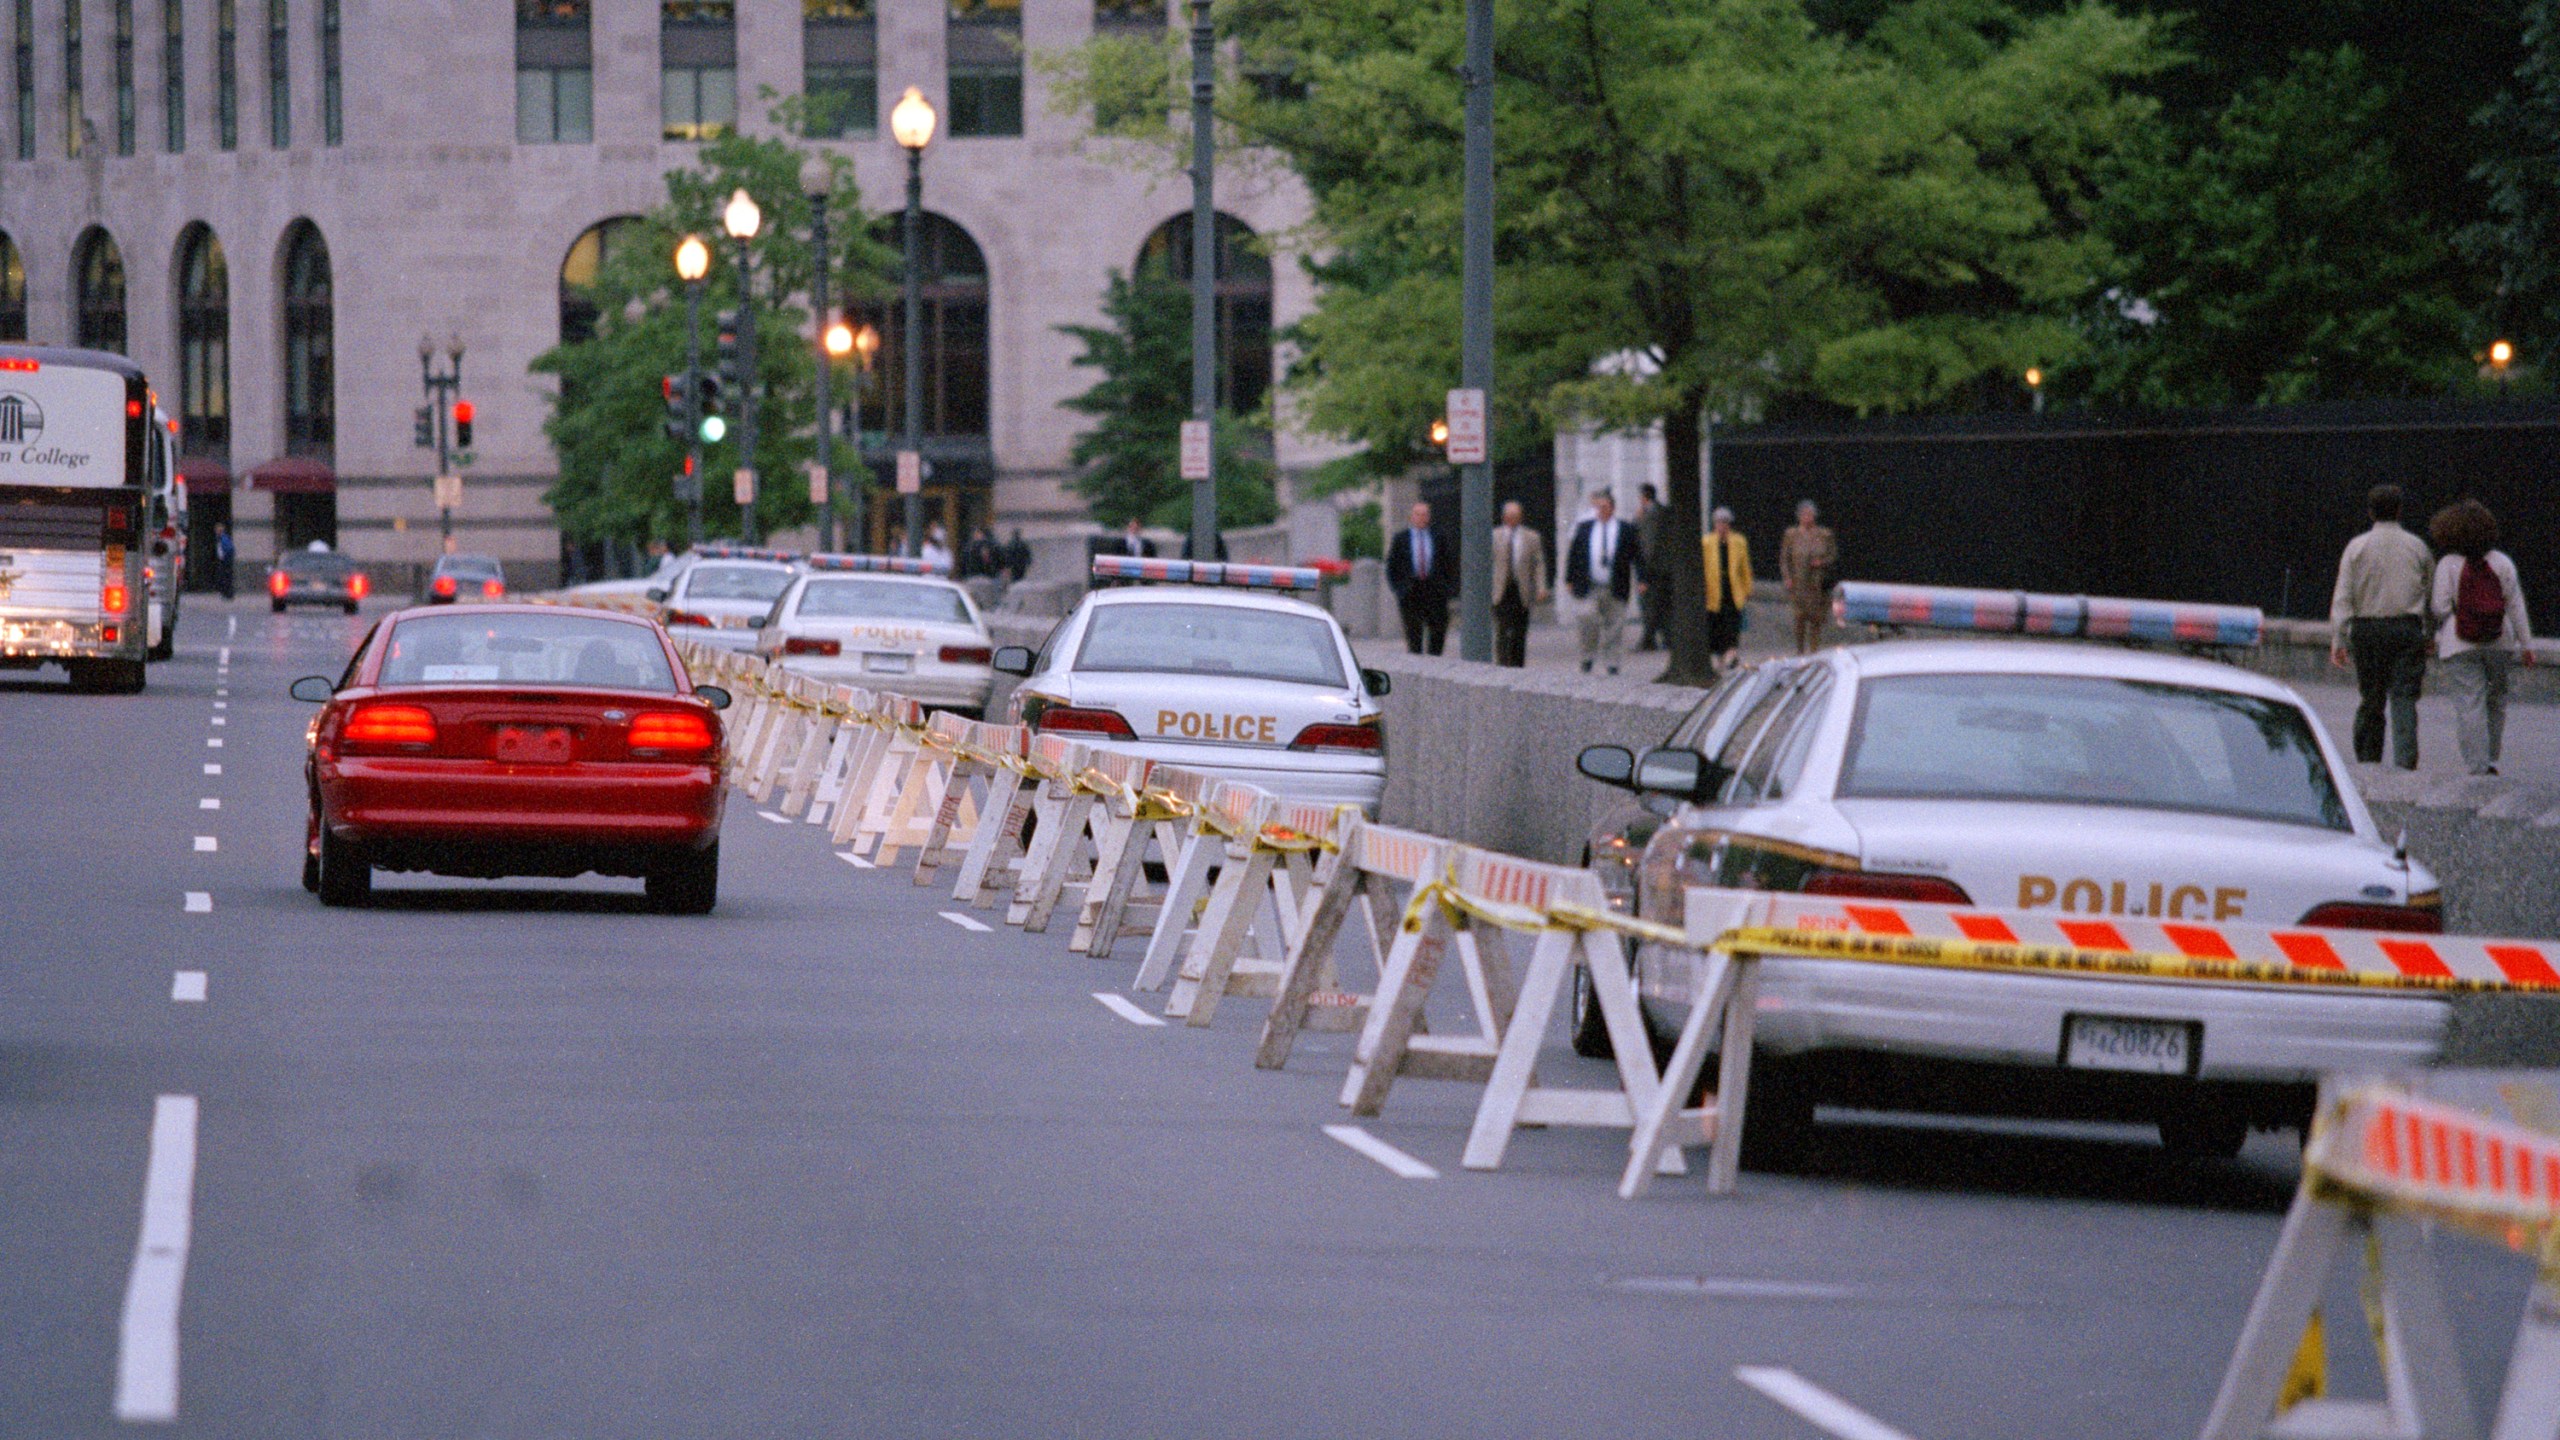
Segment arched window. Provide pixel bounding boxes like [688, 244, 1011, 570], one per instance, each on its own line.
[281, 220, 333, 456]
[1135, 212, 1272, 415]
[176, 223, 229, 456]
[859, 212, 988, 438]
[0, 231, 24, 340]
[74, 228, 128, 353]
[558, 215, 640, 344]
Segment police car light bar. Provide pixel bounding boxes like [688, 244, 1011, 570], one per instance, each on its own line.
[691, 542, 800, 564]
[1834, 581, 2262, 648]
[806, 552, 953, 576]
[1089, 555, 1325, 592]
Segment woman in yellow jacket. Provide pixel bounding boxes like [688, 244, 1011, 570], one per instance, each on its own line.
[1702, 506, 1754, 671]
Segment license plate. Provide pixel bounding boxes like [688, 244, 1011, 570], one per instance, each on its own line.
[862, 652, 912, 674]
[2062, 1014, 2196, 1075]
[494, 726, 573, 763]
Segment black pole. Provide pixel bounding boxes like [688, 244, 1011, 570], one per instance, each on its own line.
[902, 146, 924, 559]
[1187, 0, 1216, 560]
[684, 278, 703, 550]
[735, 238, 759, 546]
[811, 187, 836, 554]
[1457, 0, 1494, 662]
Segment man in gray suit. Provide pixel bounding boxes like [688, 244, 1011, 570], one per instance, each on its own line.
[1490, 501, 1547, 668]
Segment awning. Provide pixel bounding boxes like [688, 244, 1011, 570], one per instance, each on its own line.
[177, 457, 231, 493]
[249, 456, 335, 494]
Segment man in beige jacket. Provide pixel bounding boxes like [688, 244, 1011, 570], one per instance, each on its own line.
[1490, 501, 1548, 668]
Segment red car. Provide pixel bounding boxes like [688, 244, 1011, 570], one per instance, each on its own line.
[292, 605, 732, 912]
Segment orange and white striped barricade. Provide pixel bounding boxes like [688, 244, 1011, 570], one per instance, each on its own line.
[1016, 748, 1149, 934]
[2201, 1083, 2560, 1440]
[744, 671, 825, 803]
[1136, 785, 1335, 996]
[1002, 733, 1098, 926]
[723, 660, 789, 787]
[1255, 815, 1433, 1070]
[911, 717, 1020, 887]
[823, 691, 906, 848]
[1079, 763, 1219, 960]
[790, 684, 876, 823]
[948, 727, 1057, 909]
[1336, 844, 1530, 1119]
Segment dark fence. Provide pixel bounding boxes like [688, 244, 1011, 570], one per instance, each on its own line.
[1710, 398, 2560, 623]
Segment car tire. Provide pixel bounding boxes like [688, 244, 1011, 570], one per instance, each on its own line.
[646, 842, 719, 915]
[1568, 962, 1615, 1059]
[2158, 1109, 2248, 1160]
[316, 824, 371, 907]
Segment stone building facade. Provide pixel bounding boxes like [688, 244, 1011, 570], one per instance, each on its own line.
[0, 0, 1319, 586]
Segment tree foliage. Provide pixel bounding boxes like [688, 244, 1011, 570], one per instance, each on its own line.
[2467, 0, 2560, 378]
[1058, 264, 1279, 530]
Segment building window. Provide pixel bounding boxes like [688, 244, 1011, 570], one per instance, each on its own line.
[661, 0, 735, 141]
[74, 228, 128, 354]
[0, 231, 24, 340]
[13, 0, 31, 161]
[281, 220, 332, 456]
[216, 0, 235, 150]
[803, 0, 874, 140]
[64, 0, 83, 158]
[176, 224, 228, 455]
[1136, 212, 1273, 415]
[945, 0, 1020, 138]
[558, 216, 639, 344]
[265, 0, 286, 147]
[162, 0, 183, 152]
[859, 212, 989, 437]
[517, 0, 592, 144]
[319, 0, 338, 144]
[114, 0, 136, 154]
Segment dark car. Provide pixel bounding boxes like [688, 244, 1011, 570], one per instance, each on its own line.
[268, 547, 369, 614]
[426, 553, 507, 604]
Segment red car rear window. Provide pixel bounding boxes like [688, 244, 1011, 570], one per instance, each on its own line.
[378, 613, 679, 692]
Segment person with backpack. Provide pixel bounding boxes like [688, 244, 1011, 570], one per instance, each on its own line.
[2428, 498, 2536, 775]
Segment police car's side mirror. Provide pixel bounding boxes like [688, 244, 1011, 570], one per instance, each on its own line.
[289, 676, 336, 703]
[646, 587, 669, 603]
[694, 685, 732, 711]
[1632, 746, 1728, 803]
[1361, 667, 1392, 698]
[992, 646, 1036, 676]
[1576, 744, 1636, 788]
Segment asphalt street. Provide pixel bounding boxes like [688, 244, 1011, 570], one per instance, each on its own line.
[0, 597, 2547, 1439]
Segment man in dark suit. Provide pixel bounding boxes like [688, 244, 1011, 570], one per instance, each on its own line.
[1563, 490, 1642, 674]
[1385, 500, 1451, 655]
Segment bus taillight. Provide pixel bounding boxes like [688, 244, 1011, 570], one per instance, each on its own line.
[102, 584, 128, 614]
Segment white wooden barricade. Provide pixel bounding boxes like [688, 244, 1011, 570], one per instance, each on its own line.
[948, 728, 1059, 909]
[1012, 746, 1142, 932]
[720, 660, 779, 785]
[830, 695, 934, 860]
[746, 671, 825, 802]
[1160, 784, 1321, 1025]
[1257, 819, 1441, 1070]
[1614, 887, 1766, 1198]
[1131, 769, 1249, 990]
[867, 700, 959, 868]
[910, 716, 1012, 887]
[1336, 846, 1524, 1118]
[825, 693, 905, 847]
[1002, 734, 1094, 927]
[792, 684, 876, 823]
[1075, 763, 1218, 959]
[778, 682, 863, 818]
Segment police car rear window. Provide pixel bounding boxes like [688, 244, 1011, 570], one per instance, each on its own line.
[795, 578, 970, 625]
[684, 565, 793, 602]
[1838, 673, 2349, 830]
[1075, 603, 1346, 688]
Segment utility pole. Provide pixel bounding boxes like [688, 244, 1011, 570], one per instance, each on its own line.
[1187, 0, 1218, 561]
[1456, 0, 1495, 663]
[735, 244, 760, 546]
[683, 278, 704, 549]
[810, 181, 837, 553]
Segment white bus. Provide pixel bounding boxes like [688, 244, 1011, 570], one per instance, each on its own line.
[0, 345, 159, 691]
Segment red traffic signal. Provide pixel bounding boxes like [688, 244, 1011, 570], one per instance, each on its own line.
[452, 399, 475, 448]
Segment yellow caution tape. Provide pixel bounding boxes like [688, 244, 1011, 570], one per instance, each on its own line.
[1549, 900, 1690, 949]
[1711, 925, 2553, 996]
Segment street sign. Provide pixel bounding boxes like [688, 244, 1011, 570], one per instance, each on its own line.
[1445, 388, 1487, 464]
[733, 467, 755, 506]
[896, 451, 922, 495]
[807, 462, 828, 507]
[1179, 419, 1212, 481]
[432, 473, 461, 509]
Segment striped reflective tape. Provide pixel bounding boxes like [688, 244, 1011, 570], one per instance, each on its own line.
[2306, 1088, 2560, 1244]
[1352, 824, 1441, 884]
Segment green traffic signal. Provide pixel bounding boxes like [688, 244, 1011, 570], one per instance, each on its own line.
[699, 415, 728, 444]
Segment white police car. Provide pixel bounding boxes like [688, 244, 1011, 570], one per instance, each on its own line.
[1575, 583, 2446, 1159]
[652, 544, 799, 653]
[997, 557, 1390, 811]
[754, 554, 995, 715]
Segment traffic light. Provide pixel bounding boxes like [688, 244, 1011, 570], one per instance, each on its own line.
[714, 312, 741, 392]
[413, 406, 434, 448]
[697, 374, 726, 444]
[663, 376, 688, 443]
[452, 399, 475, 449]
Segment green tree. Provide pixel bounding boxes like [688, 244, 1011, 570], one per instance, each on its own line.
[1058, 263, 1279, 531]
[532, 123, 895, 549]
[2467, 0, 2560, 377]
[2091, 46, 2474, 407]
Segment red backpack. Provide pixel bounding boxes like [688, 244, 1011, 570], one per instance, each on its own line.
[2454, 556, 2508, 644]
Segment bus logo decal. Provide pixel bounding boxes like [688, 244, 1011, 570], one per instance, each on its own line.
[0, 391, 42, 443]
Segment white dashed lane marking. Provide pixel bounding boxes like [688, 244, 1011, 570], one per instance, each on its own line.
[1734, 1368, 1918, 1440]
[182, 893, 210, 913]
[939, 911, 992, 933]
[192, 837, 216, 853]
[204, 738, 221, 749]
[1092, 993, 1167, 1027]
[1322, 1125, 1438, 1180]
[111, 1095, 199, 1423]
[198, 799, 219, 810]
[170, 972, 207, 1003]
[208, 717, 224, 726]
[836, 852, 875, 870]
[211, 700, 225, 710]
[757, 810, 791, 824]
[201, 764, 220, 776]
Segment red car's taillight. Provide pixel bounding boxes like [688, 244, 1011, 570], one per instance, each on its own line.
[341, 703, 439, 749]
[664, 609, 715, 629]
[348, 573, 370, 599]
[2297, 901, 2444, 934]
[938, 645, 993, 664]
[628, 711, 716, 756]
[783, 637, 841, 657]
[270, 571, 291, 597]
[1288, 722, 1382, 753]
[1802, 868, 1974, 906]
[432, 575, 457, 598]
[1035, 705, 1136, 738]
[482, 579, 505, 598]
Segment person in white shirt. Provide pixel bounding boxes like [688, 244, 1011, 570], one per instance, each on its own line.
[2427, 498, 2536, 775]
[920, 522, 954, 571]
[1564, 491, 1641, 674]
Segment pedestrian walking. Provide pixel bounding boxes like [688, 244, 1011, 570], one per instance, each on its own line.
[2428, 498, 2535, 776]
[1565, 491, 1640, 674]
[1385, 501, 1452, 655]
[1778, 499, 1836, 655]
[1633, 484, 1672, 652]
[1489, 500, 1548, 669]
[2326, 484, 2433, 769]
[1003, 528, 1032, 582]
[1702, 506, 1753, 671]
[920, 522, 954, 572]
[960, 525, 1003, 580]
[213, 522, 235, 600]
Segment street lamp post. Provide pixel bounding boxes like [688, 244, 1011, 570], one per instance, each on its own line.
[418, 332, 464, 549]
[673, 234, 711, 550]
[803, 156, 840, 553]
[1456, 0, 1494, 663]
[831, 322, 878, 548]
[1186, 0, 1217, 562]
[722, 187, 763, 545]
[892, 85, 937, 559]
